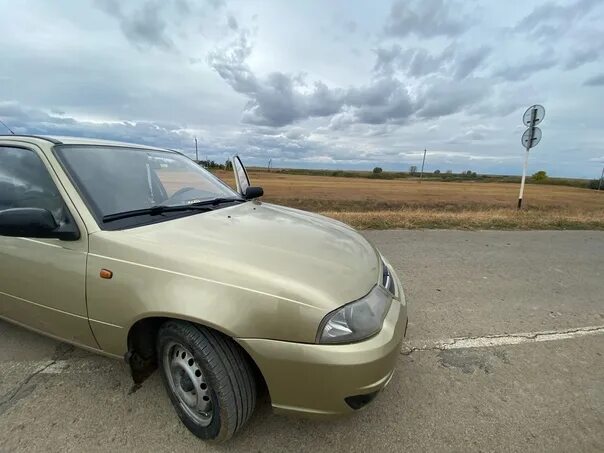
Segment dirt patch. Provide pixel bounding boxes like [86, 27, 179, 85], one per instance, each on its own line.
[438, 349, 510, 374]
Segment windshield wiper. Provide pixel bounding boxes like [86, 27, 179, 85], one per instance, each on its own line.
[102, 197, 246, 223]
[188, 197, 245, 207]
[102, 204, 213, 223]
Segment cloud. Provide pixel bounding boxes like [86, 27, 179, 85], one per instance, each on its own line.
[514, 0, 600, 41]
[345, 78, 415, 125]
[209, 32, 420, 127]
[0, 101, 194, 151]
[454, 46, 491, 79]
[404, 47, 451, 77]
[383, 0, 467, 38]
[583, 73, 604, 86]
[209, 27, 498, 130]
[446, 124, 496, 144]
[95, 0, 174, 50]
[564, 47, 600, 70]
[494, 51, 557, 81]
[95, 0, 224, 51]
[374, 44, 489, 80]
[416, 77, 492, 118]
[227, 14, 238, 30]
[208, 33, 341, 126]
[343, 20, 358, 33]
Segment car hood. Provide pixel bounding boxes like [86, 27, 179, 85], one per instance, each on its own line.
[90, 202, 380, 312]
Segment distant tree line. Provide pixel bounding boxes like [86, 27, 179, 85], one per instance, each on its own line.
[197, 159, 233, 170]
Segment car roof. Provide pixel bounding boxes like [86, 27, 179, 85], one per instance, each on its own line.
[0, 134, 171, 152]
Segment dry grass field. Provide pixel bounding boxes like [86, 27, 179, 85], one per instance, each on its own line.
[212, 169, 604, 230]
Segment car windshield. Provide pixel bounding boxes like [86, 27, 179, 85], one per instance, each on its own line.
[55, 145, 240, 224]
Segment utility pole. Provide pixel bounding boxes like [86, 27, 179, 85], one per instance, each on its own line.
[194, 137, 199, 162]
[599, 166, 604, 191]
[268, 158, 272, 172]
[419, 148, 427, 183]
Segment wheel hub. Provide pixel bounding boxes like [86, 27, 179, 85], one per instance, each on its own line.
[163, 342, 213, 426]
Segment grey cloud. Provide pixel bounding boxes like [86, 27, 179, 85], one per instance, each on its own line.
[227, 14, 238, 30]
[468, 81, 541, 119]
[406, 48, 449, 77]
[494, 51, 557, 81]
[208, 35, 331, 126]
[374, 43, 487, 80]
[384, 0, 467, 38]
[454, 46, 491, 79]
[564, 47, 600, 70]
[207, 0, 226, 9]
[209, 33, 419, 127]
[583, 73, 604, 86]
[208, 33, 340, 126]
[95, 0, 225, 51]
[344, 20, 357, 33]
[173, 0, 191, 16]
[446, 125, 495, 144]
[345, 78, 414, 125]
[514, 0, 600, 40]
[373, 45, 404, 75]
[95, 0, 173, 50]
[416, 77, 492, 118]
[211, 30, 495, 128]
[0, 101, 195, 152]
[374, 45, 449, 77]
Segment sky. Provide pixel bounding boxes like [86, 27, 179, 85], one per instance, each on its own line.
[0, 0, 603, 178]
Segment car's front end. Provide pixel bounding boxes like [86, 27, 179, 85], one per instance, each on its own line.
[238, 256, 408, 416]
[86, 197, 408, 418]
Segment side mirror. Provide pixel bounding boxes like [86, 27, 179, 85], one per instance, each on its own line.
[244, 186, 264, 199]
[231, 155, 251, 195]
[0, 208, 77, 240]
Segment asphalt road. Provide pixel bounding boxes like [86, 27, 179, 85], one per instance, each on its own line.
[1, 230, 603, 452]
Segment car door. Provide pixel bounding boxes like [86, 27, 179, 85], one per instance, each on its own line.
[0, 143, 98, 348]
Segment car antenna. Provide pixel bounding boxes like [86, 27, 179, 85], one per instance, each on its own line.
[0, 119, 15, 134]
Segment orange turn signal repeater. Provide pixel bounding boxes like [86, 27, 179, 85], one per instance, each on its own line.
[100, 269, 113, 279]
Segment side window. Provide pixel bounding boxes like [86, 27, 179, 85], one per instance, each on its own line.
[0, 146, 69, 224]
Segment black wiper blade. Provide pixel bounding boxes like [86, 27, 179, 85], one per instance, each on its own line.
[189, 197, 245, 207]
[102, 204, 212, 223]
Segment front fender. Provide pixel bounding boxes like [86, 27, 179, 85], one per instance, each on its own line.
[86, 253, 324, 356]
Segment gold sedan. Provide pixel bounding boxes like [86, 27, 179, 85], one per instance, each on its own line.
[0, 135, 408, 442]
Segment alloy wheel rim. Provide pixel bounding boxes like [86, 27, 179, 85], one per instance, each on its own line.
[163, 341, 213, 426]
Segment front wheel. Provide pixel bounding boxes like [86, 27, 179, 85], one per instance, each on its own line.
[157, 321, 257, 442]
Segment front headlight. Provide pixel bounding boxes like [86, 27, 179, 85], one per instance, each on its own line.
[317, 285, 392, 344]
[380, 258, 397, 296]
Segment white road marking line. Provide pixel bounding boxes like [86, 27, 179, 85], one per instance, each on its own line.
[402, 325, 604, 354]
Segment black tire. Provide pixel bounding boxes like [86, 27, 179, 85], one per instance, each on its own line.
[157, 320, 257, 442]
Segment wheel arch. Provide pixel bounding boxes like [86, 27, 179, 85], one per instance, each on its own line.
[125, 315, 267, 395]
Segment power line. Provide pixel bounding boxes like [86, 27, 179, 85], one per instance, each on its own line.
[0, 119, 15, 134]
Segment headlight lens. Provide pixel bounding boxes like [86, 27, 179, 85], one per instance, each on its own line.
[317, 285, 392, 344]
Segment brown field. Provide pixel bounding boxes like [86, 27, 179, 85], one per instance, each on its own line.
[213, 169, 604, 230]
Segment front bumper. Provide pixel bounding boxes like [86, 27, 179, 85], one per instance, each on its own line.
[237, 293, 408, 416]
